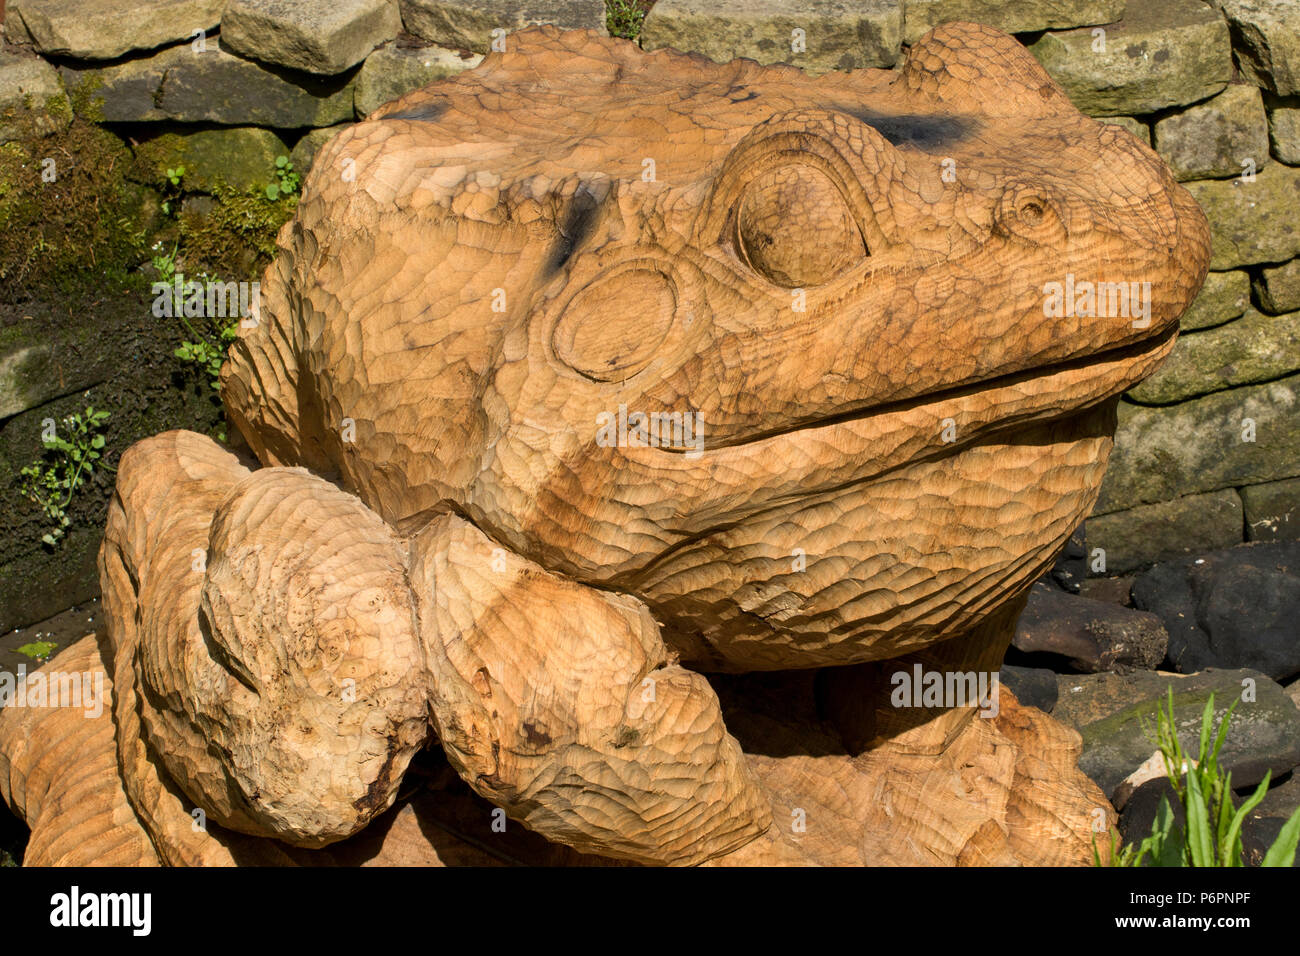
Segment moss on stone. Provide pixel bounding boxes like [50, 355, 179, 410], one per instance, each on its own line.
[65, 73, 106, 124]
[40, 90, 75, 129]
[0, 112, 150, 301]
[179, 181, 296, 278]
[130, 126, 292, 193]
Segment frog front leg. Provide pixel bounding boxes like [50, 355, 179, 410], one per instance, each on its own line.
[409, 514, 772, 865]
[98, 431, 432, 861]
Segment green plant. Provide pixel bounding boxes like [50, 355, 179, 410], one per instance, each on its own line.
[16, 640, 57, 662]
[175, 315, 238, 391]
[1095, 689, 1300, 867]
[18, 406, 112, 546]
[605, 0, 647, 39]
[161, 164, 185, 216]
[171, 271, 239, 442]
[265, 155, 300, 201]
[151, 241, 177, 280]
[151, 239, 180, 297]
[173, 272, 239, 386]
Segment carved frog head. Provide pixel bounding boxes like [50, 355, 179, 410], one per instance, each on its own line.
[223, 23, 1209, 671]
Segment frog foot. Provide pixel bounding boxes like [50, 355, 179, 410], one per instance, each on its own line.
[409, 513, 771, 864]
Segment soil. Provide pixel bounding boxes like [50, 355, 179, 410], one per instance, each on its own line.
[0, 277, 225, 633]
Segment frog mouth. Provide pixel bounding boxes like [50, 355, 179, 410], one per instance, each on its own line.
[613, 325, 1176, 533]
[717, 325, 1177, 453]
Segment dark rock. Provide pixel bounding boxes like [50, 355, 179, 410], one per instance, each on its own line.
[354, 43, 480, 117]
[1125, 307, 1300, 405]
[1097, 374, 1300, 515]
[403, 0, 608, 54]
[999, 664, 1058, 713]
[1050, 528, 1086, 593]
[180, 195, 216, 219]
[902, 0, 1123, 44]
[289, 124, 353, 178]
[131, 126, 292, 192]
[60, 39, 356, 127]
[0, 282, 225, 634]
[1053, 667, 1300, 798]
[6, 0, 226, 60]
[640, 0, 902, 74]
[1242, 814, 1300, 866]
[1153, 83, 1270, 182]
[1027, 0, 1232, 116]
[1103, 115, 1150, 144]
[1184, 163, 1300, 269]
[1254, 259, 1300, 315]
[1013, 582, 1168, 672]
[1132, 541, 1300, 682]
[1118, 777, 1184, 845]
[1079, 573, 1136, 607]
[1213, 0, 1300, 96]
[0, 52, 69, 146]
[221, 0, 401, 75]
[1176, 268, 1249, 331]
[1254, 770, 1300, 819]
[1270, 95, 1300, 164]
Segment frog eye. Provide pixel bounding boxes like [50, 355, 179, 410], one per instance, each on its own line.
[551, 268, 676, 381]
[735, 164, 866, 287]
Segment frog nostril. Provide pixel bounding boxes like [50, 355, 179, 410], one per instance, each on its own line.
[996, 183, 1065, 244]
[1018, 200, 1044, 223]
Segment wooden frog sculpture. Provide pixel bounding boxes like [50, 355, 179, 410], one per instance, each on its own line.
[0, 23, 1209, 867]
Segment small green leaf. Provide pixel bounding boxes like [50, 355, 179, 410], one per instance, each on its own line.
[1262, 808, 1300, 868]
[1222, 772, 1270, 866]
[1145, 795, 1184, 867]
[1197, 694, 1214, 765]
[16, 640, 57, 660]
[1185, 769, 1214, 866]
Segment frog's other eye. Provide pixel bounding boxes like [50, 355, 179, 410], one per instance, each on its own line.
[551, 267, 676, 382]
[735, 164, 866, 288]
